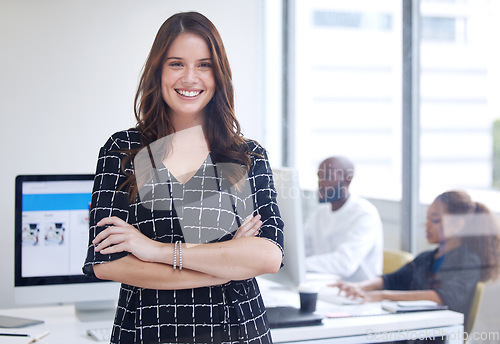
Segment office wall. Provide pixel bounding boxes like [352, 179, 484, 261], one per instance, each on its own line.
[0, 0, 264, 309]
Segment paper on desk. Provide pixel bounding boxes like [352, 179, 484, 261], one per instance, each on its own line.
[325, 311, 353, 318]
[0, 337, 31, 344]
[382, 301, 448, 313]
[321, 301, 391, 318]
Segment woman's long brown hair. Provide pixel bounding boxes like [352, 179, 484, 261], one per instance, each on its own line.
[122, 12, 251, 200]
[436, 190, 500, 281]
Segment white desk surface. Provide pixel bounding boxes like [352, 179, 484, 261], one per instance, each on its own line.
[0, 303, 464, 344]
[259, 278, 464, 343]
[0, 279, 464, 344]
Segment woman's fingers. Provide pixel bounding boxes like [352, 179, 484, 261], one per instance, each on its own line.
[241, 214, 253, 226]
[243, 214, 261, 229]
[91, 216, 164, 262]
[329, 281, 362, 300]
[233, 214, 262, 239]
[92, 225, 124, 245]
[244, 215, 262, 234]
[343, 287, 357, 298]
[99, 243, 126, 255]
[93, 227, 113, 245]
[93, 217, 138, 251]
[94, 232, 126, 252]
[93, 217, 135, 244]
[96, 216, 128, 227]
[342, 286, 364, 300]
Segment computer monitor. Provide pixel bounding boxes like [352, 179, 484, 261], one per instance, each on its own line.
[260, 167, 306, 289]
[14, 174, 120, 321]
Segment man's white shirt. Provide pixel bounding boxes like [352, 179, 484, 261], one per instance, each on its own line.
[304, 195, 383, 282]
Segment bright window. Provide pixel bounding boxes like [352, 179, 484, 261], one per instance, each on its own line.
[417, 0, 500, 251]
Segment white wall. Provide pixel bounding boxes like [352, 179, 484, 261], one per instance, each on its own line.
[0, 0, 264, 309]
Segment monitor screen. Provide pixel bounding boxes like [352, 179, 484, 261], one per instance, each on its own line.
[260, 167, 306, 289]
[14, 175, 119, 319]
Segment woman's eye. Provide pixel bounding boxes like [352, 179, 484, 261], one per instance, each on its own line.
[431, 218, 440, 224]
[169, 62, 182, 67]
[199, 62, 212, 69]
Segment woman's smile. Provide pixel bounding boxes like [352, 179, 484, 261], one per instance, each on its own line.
[175, 89, 204, 98]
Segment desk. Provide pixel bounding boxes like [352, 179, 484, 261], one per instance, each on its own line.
[0, 303, 464, 344]
[0, 277, 464, 344]
[271, 308, 464, 343]
[259, 280, 464, 344]
[0, 305, 112, 344]
[0, 278, 464, 343]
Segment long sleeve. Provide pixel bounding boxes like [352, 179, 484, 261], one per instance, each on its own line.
[247, 141, 284, 256]
[383, 247, 481, 316]
[83, 130, 140, 277]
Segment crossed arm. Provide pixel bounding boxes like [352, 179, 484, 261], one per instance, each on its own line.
[92, 215, 282, 290]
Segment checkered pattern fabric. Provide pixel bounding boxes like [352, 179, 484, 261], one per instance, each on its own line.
[83, 129, 284, 344]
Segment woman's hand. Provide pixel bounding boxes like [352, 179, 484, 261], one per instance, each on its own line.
[330, 280, 365, 300]
[330, 280, 385, 303]
[93, 216, 164, 262]
[232, 214, 262, 239]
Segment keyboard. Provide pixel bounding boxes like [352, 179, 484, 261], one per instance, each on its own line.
[318, 287, 363, 305]
[87, 327, 112, 342]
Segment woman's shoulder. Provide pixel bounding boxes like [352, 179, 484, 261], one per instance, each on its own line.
[102, 128, 142, 151]
[447, 245, 481, 266]
[244, 138, 267, 157]
[243, 139, 273, 177]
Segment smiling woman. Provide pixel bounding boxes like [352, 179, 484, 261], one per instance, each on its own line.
[82, 11, 283, 344]
[160, 32, 216, 129]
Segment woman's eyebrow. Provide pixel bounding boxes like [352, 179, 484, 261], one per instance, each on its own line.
[165, 57, 212, 62]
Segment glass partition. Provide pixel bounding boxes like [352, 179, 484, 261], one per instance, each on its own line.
[417, 0, 500, 251]
[292, 0, 403, 248]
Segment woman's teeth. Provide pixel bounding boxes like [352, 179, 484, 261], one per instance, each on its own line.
[177, 90, 201, 97]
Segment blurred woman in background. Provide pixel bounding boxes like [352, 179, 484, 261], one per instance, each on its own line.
[333, 190, 500, 339]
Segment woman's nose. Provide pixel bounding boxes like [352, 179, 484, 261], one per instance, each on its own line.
[181, 66, 198, 83]
[424, 219, 431, 229]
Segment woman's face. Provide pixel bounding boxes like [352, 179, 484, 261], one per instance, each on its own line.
[161, 32, 216, 126]
[425, 200, 445, 244]
[426, 199, 466, 244]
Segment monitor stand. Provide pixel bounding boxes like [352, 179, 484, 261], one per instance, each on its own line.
[74, 300, 117, 322]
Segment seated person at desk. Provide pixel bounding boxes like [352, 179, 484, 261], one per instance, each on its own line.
[304, 156, 383, 282]
[333, 190, 500, 331]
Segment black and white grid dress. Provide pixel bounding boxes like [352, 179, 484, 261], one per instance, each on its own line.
[83, 129, 284, 344]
